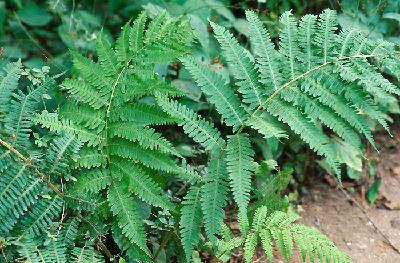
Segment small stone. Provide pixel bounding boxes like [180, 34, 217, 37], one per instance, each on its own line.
[390, 218, 400, 229]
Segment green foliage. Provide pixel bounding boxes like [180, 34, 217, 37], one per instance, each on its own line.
[16, 219, 103, 263]
[217, 206, 350, 263]
[165, 8, 399, 178]
[0, 61, 97, 262]
[2, 2, 399, 262]
[157, 7, 399, 262]
[226, 134, 256, 231]
[34, 11, 194, 259]
[180, 186, 202, 262]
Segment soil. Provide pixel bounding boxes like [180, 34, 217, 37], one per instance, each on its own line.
[230, 124, 400, 263]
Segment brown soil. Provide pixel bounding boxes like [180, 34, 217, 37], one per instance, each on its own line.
[283, 130, 400, 263]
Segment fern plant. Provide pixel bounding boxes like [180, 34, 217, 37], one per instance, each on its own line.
[216, 206, 350, 263]
[35, 11, 194, 261]
[156, 8, 399, 262]
[0, 61, 104, 262]
[14, 218, 104, 262]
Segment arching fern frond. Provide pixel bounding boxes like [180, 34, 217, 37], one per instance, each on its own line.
[182, 8, 399, 178]
[35, 11, 194, 256]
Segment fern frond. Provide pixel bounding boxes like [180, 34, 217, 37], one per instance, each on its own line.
[145, 11, 167, 44]
[111, 160, 174, 210]
[60, 79, 107, 110]
[0, 165, 43, 235]
[282, 87, 361, 148]
[44, 132, 82, 177]
[247, 114, 288, 139]
[180, 186, 202, 262]
[298, 14, 317, 70]
[115, 22, 131, 63]
[5, 78, 54, 149]
[112, 224, 152, 262]
[61, 217, 80, 247]
[129, 11, 147, 54]
[279, 11, 300, 78]
[301, 76, 375, 147]
[109, 122, 178, 155]
[109, 103, 178, 125]
[34, 111, 103, 147]
[245, 10, 282, 91]
[244, 231, 258, 263]
[211, 21, 264, 111]
[181, 56, 247, 131]
[73, 169, 112, 193]
[109, 138, 181, 173]
[0, 60, 22, 115]
[17, 235, 68, 263]
[72, 146, 105, 169]
[71, 245, 104, 263]
[70, 51, 113, 94]
[97, 33, 120, 76]
[156, 95, 225, 151]
[314, 9, 338, 63]
[60, 102, 105, 131]
[266, 98, 340, 175]
[107, 182, 148, 254]
[17, 196, 62, 237]
[201, 152, 229, 244]
[226, 134, 256, 220]
[236, 207, 351, 263]
[182, 9, 398, 178]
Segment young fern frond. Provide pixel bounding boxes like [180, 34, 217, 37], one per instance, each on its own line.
[218, 207, 350, 263]
[35, 12, 194, 257]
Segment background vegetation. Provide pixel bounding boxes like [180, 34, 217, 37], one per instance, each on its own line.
[0, 0, 399, 262]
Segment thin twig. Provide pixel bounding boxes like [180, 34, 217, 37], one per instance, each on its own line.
[154, 229, 174, 261]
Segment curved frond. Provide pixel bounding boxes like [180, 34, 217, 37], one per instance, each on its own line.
[181, 56, 247, 131]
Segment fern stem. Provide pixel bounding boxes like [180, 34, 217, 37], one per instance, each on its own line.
[236, 53, 391, 134]
[97, 239, 118, 263]
[0, 137, 63, 196]
[154, 228, 174, 260]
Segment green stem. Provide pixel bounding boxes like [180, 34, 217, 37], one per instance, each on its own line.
[154, 229, 174, 261]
